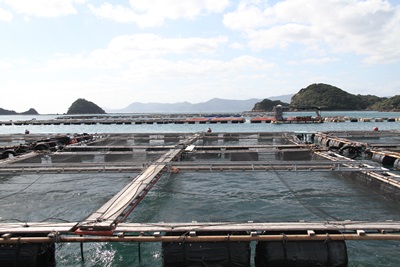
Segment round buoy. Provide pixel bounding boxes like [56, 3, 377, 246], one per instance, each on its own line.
[373, 126, 379, 131]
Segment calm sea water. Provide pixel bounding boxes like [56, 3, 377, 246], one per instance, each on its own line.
[1, 111, 400, 266]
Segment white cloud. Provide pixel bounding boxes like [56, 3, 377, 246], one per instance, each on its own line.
[224, 0, 400, 64]
[30, 33, 273, 108]
[230, 42, 245, 49]
[107, 34, 228, 55]
[45, 34, 229, 70]
[0, 60, 11, 69]
[106, 56, 272, 85]
[0, 7, 13, 21]
[288, 57, 338, 65]
[87, 3, 141, 24]
[1, 0, 84, 17]
[41, 38, 274, 95]
[89, 0, 230, 27]
[223, 2, 268, 30]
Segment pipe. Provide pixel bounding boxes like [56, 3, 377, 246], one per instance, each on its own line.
[2, 233, 400, 244]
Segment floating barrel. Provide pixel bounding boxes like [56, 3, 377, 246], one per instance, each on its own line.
[0, 243, 55, 267]
[382, 155, 397, 167]
[316, 136, 330, 147]
[394, 158, 400, 170]
[329, 140, 345, 149]
[321, 138, 330, 147]
[372, 153, 397, 167]
[339, 145, 361, 159]
[1, 150, 16, 159]
[162, 232, 250, 267]
[317, 136, 324, 144]
[255, 232, 348, 267]
[325, 138, 331, 147]
[372, 153, 385, 163]
[34, 143, 50, 151]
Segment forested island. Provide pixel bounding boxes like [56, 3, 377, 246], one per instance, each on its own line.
[252, 83, 400, 112]
[66, 98, 106, 115]
[0, 108, 39, 115]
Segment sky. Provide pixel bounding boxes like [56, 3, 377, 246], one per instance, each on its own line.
[1, 0, 400, 114]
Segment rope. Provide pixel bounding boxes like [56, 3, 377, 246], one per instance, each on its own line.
[0, 174, 43, 201]
[271, 168, 340, 221]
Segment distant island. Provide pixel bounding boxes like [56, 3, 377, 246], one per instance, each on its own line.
[252, 83, 400, 112]
[0, 108, 39, 115]
[66, 98, 106, 114]
[1, 84, 399, 115]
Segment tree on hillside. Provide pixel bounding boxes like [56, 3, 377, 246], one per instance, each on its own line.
[369, 95, 400, 111]
[357, 94, 386, 109]
[252, 99, 289, 112]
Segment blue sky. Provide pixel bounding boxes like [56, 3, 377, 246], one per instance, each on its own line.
[1, 0, 399, 114]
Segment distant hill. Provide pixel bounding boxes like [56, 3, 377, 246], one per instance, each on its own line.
[0, 107, 39, 115]
[251, 84, 397, 112]
[290, 83, 385, 111]
[67, 98, 106, 114]
[107, 98, 264, 113]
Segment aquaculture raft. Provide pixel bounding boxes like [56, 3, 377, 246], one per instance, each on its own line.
[2, 114, 400, 126]
[0, 115, 246, 125]
[1, 130, 400, 265]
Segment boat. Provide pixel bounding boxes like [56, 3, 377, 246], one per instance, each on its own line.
[271, 105, 324, 124]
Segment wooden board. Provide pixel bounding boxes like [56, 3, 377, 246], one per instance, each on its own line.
[81, 164, 166, 229]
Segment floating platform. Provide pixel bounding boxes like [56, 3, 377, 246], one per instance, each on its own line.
[0, 116, 245, 126]
[1, 130, 400, 265]
[2, 114, 400, 126]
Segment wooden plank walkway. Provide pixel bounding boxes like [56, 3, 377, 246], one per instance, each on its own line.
[77, 143, 192, 231]
[78, 164, 168, 230]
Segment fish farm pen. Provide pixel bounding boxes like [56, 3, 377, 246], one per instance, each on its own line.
[0, 113, 399, 126]
[1, 130, 400, 266]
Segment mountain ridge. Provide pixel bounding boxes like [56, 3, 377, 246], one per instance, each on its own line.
[105, 95, 293, 113]
[105, 97, 272, 113]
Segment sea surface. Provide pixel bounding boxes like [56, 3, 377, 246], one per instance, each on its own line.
[1, 111, 400, 266]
